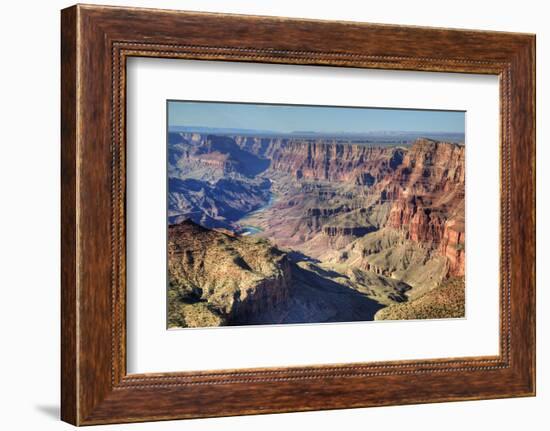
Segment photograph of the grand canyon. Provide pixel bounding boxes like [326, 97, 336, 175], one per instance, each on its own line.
[167, 101, 466, 329]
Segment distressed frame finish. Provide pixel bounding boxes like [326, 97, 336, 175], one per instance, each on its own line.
[61, 4, 535, 426]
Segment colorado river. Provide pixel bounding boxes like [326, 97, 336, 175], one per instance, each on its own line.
[239, 193, 276, 235]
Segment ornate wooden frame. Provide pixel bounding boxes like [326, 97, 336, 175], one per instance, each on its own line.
[61, 4, 536, 425]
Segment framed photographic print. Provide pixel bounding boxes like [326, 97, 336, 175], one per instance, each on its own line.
[164, 100, 466, 329]
[61, 4, 536, 425]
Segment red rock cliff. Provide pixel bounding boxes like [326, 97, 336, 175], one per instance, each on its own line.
[383, 139, 465, 275]
[238, 138, 405, 183]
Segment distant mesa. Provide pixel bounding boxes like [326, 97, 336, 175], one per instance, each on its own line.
[169, 125, 465, 144]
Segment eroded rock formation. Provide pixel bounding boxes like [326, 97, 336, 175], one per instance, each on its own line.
[168, 220, 291, 327]
[167, 132, 466, 326]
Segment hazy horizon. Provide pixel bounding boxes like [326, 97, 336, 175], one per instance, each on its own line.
[168, 100, 465, 135]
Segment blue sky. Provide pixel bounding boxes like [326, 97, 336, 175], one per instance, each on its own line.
[168, 101, 464, 134]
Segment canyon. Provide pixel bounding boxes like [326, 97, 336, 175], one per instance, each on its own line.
[167, 131, 465, 327]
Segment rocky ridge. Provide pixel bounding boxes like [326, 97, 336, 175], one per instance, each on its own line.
[168, 220, 291, 327]
[168, 220, 410, 327]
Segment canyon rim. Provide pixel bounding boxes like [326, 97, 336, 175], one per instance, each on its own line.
[167, 101, 466, 329]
